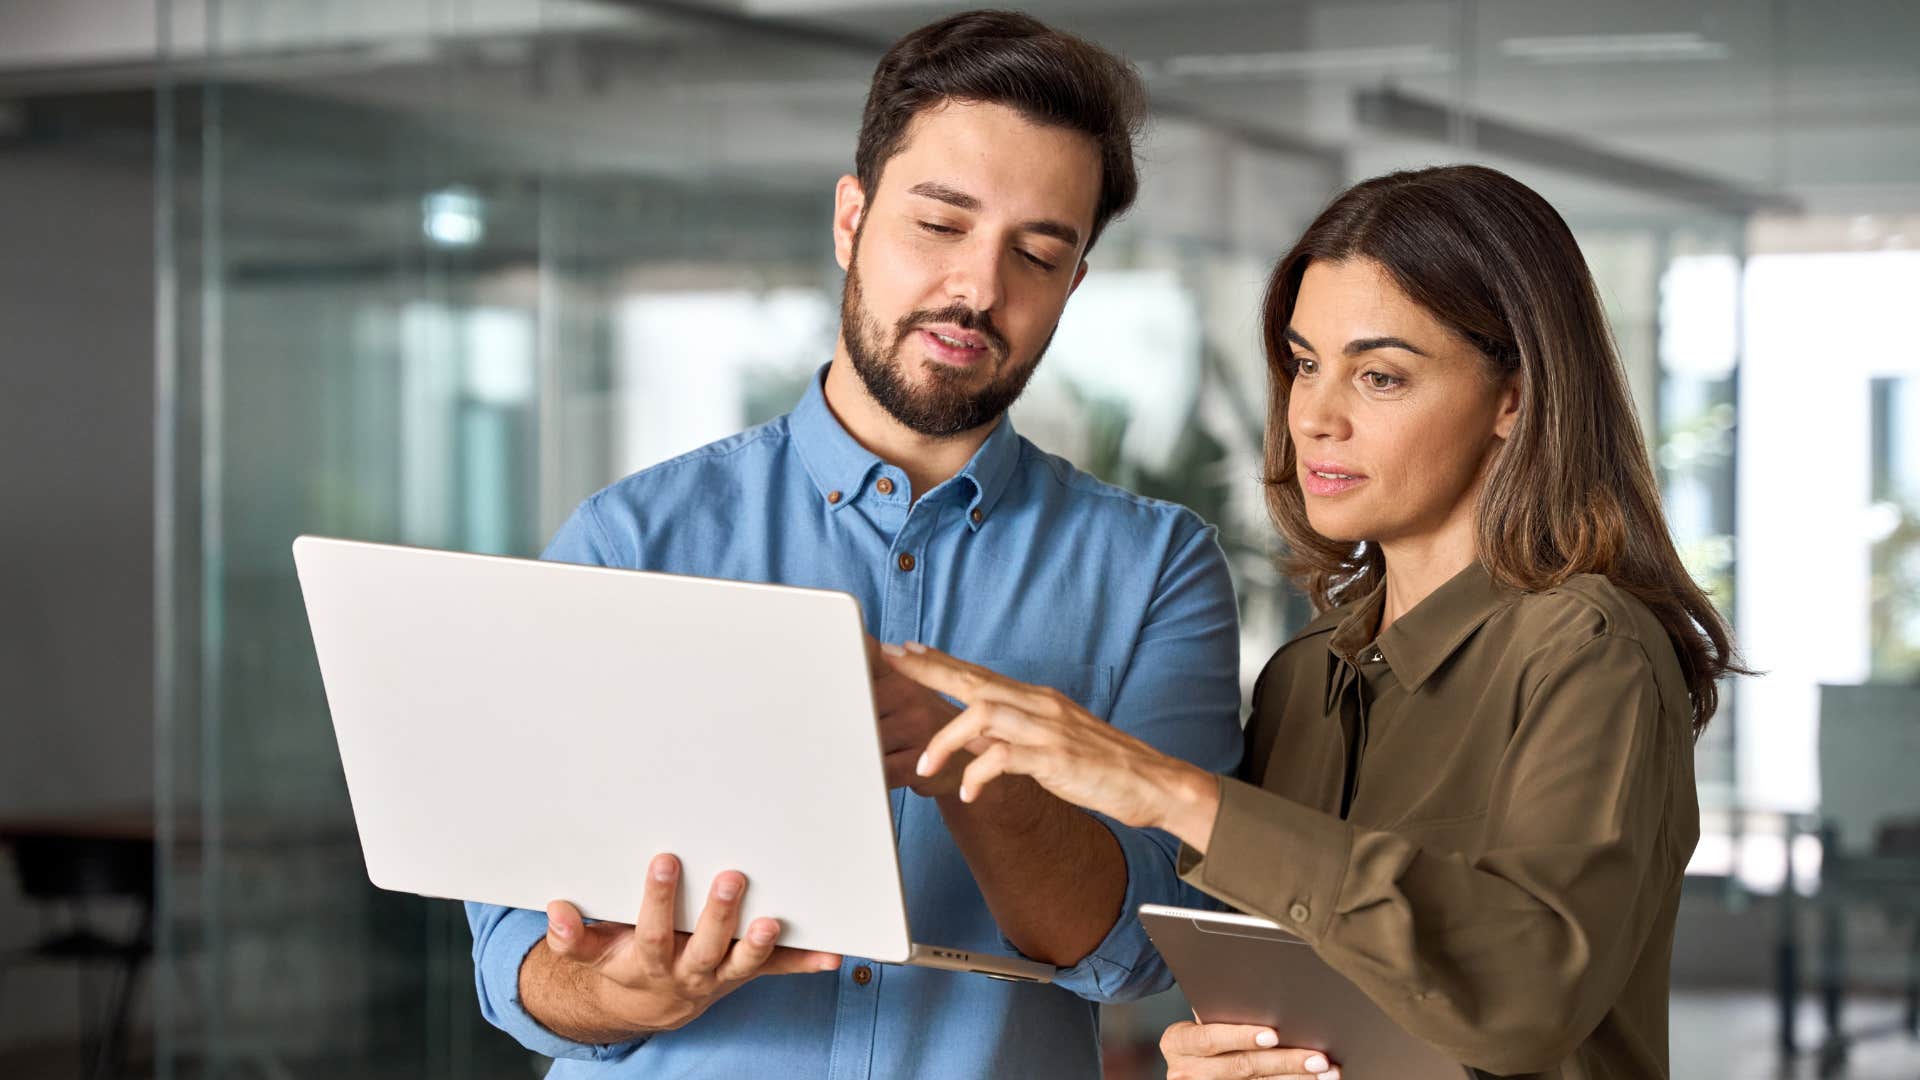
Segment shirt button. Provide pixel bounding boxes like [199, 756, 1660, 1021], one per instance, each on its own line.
[1288, 902, 1311, 924]
[969, 508, 983, 524]
[875, 477, 895, 496]
[827, 490, 842, 505]
[852, 964, 873, 986]
[898, 552, 916, 573]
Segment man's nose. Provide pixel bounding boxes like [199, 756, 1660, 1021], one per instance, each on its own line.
[943, 239, 1003, 314]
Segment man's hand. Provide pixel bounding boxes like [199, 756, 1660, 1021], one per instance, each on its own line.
[521, 853, 840, 1042]
[867, 636, 980, 797]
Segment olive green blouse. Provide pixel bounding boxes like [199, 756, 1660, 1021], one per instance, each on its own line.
[1178, 561, 1699, 1079]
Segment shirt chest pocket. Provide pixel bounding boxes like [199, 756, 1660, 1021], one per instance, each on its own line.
[971, 657, 1117, 722]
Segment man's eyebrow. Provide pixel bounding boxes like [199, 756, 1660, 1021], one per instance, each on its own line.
[905, 181, 1082, 249]
[907, 181, 982, 212]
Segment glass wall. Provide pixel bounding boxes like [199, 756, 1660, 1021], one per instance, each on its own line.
[108, 0, 1920, 1076]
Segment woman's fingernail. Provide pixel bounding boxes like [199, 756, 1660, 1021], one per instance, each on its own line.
[880, 642, 905, 657]
[915, 752, 932, 776]
[1254, 1030, 1279, 1048]
[1304, 1053, 1328, 1071]
[904, 640, 928, 653]
[959, 784, 974, 803]
[1322, 1070, 1340, 1080]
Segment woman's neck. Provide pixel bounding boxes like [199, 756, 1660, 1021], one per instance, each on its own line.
[1376, 511, 1480, 636]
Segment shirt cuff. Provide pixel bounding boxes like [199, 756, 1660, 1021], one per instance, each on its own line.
[1026, 816, 1206, 1003]
[1175, 777, 1354, 943]
[466, 901, 645, 1063]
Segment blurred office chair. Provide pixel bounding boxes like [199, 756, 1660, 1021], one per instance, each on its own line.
[0, 814, 155, 1080]
[1812, 683, 1920, 1071]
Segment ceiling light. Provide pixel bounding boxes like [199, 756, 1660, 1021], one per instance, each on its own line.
[1499, 33, 1728, 64]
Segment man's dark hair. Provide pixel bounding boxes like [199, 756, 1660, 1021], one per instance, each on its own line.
[855, 9, 1146, 253]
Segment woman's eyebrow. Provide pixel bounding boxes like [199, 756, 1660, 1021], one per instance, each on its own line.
[1343, 335, 1430, 357]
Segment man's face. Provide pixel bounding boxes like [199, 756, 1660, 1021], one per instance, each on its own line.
[833, 100, 1101, 438]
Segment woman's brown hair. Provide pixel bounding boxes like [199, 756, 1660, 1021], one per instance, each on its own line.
[1261, 164, 1743, 734]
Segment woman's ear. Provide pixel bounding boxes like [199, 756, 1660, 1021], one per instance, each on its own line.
[1493, 375, 1522, 441]
[832, 175, 866, 272]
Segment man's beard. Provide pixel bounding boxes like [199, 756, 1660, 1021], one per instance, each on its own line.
[840, 246, 1052, 439]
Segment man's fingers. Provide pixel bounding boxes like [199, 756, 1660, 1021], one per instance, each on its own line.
[632, 853, 681, 975]
[545, 900, 618, 963]
[713, 916, 782, 981]
[677, 871, 748, 975]
[758, 945, 845, 976]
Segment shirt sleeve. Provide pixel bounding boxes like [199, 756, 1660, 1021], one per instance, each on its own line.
[465, 498, 648, 1061]
[1043, 519, 1246, 1003]
[1177, 633, 1690, 1076]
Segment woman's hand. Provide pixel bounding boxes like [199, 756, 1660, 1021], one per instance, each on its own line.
[1160, 1021, 1341, 1080]
[879, 641, 1222, 847]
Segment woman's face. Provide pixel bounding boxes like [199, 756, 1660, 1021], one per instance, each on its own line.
[1285, 257, 1518, 549]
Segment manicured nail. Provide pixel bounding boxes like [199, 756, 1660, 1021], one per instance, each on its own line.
[915, 752, 932, 776]
[715, 876, 741, 901]
[880, 642, 906, 657]
[1322, 1070, 1340, 1080]
[1304, 1053, 1328, 1071]
[651, 856, 675, 882]
[959, 784, 974, 803]
[903, 640, 928, 654]
[1254, 1030, 1279, 1048]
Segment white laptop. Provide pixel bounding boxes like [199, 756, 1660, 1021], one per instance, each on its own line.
[292, 535, 1053, 983]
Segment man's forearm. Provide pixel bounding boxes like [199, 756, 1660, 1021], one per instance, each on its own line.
[938, 779, 1126, 967]
[517, 939, 653, 1046]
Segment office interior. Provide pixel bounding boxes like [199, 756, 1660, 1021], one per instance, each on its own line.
[0, 0, 1916, 1077]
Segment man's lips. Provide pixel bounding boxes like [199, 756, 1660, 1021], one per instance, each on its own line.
[914, 325, 994, 366]
[1300, 460, 1367, 497]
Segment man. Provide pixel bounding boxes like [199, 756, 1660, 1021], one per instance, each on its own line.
[467, 11, 1243, 1078]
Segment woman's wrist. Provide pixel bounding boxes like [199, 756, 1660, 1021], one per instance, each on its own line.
[1154, 761, 1222, 853]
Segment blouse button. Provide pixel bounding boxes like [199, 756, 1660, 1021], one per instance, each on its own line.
[1288, 902, 1311, 924]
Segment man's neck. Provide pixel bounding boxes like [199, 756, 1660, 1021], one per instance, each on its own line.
[822, 349, 998, 501]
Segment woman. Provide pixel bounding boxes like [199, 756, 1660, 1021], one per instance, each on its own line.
[883, 164, 1742, 1080]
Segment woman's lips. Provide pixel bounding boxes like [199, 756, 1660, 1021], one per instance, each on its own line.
[1300, 462, 1367, 497]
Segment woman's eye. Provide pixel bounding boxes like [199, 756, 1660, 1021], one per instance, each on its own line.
[1363, 371, 1402, 390]
[1292, 357, 1318, 376]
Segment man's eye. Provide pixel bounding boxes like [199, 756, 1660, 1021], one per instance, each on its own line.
[919, 221, 959, 235]
[1020, 250, 1058, 272]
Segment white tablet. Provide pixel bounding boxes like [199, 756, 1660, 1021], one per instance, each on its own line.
[1139, 904, 1468, 1078]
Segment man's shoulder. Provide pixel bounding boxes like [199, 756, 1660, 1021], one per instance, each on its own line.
[592, 415, 793, 506]
[1012, 437, 1213, 540]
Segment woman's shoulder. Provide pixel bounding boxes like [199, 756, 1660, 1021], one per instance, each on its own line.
[1494, 572, 1685, 692]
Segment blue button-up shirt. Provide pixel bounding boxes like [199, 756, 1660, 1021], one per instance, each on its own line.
[467, 366, 1243, 1079]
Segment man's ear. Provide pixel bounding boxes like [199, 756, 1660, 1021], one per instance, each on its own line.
[1067, 259, 1090, 297]
[832, 175, 866, 272]
[1493, 375, 1522, 441]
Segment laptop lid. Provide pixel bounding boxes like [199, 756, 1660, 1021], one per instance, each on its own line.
[292, 535, 912, 962]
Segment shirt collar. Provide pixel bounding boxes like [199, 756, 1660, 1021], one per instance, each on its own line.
[1326, 561, 1513, 692]
[788, 363, 1023, 530]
